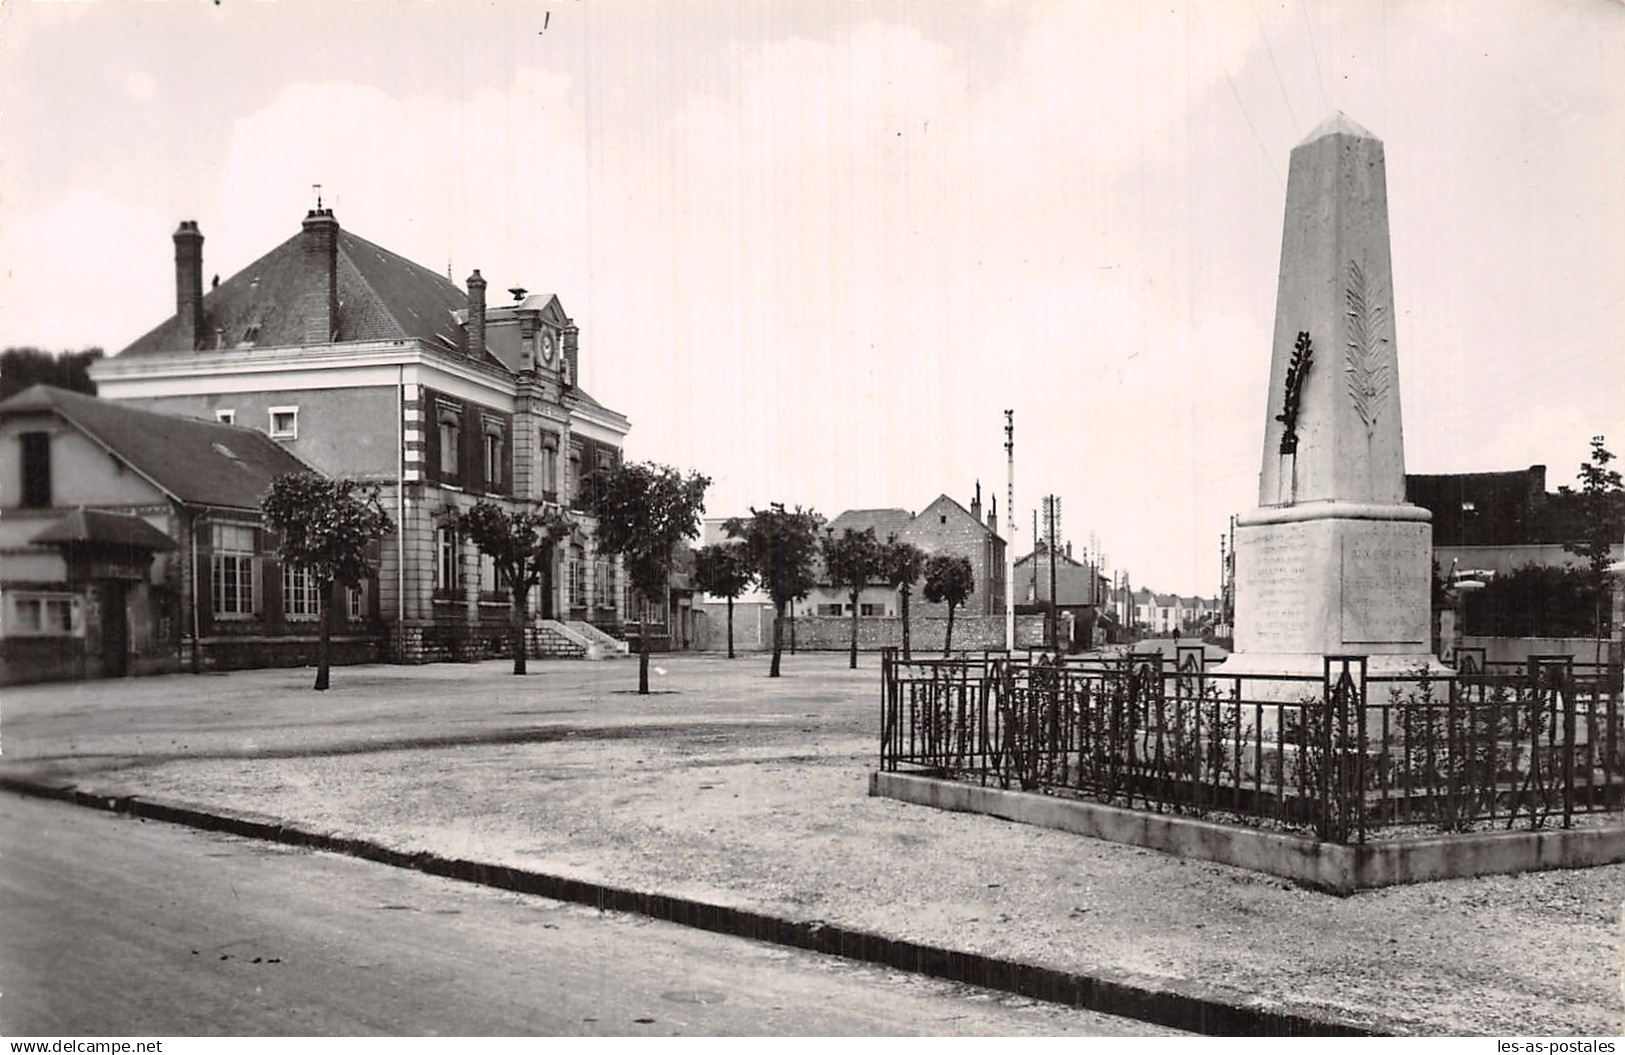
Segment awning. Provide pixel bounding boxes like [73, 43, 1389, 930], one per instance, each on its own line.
[31, 509, 178, 551]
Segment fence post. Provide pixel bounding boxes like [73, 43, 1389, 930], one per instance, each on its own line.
[1562, 660, 1577, 828]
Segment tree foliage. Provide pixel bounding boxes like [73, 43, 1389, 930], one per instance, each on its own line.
[261, 472, 394, 690]
[592, 461, 711, 692]
[0, 347, 104, 401]
[693, 542, 754, 659]
[456, 501, 576, 674]
[725, 504, 824, 677]
[1558, 436, 1623, 657]
[823, 527, 884, 668]
[1463, 564, 1604, 639]
[879, 535, 926, 660]
[923, 553, 975, 656]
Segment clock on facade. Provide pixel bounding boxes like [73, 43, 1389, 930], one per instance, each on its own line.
[541, 332, 555, 364]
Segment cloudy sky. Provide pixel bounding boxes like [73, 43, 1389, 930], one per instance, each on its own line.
[2, 0, 1620, 596]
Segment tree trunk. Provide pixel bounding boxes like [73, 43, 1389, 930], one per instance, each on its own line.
[900, 586, 912, 661]
[849, 589, 859, 669]
[770, 601, 784, 677]
[638, 615, 650, 694]
[314, 584, 332, 691]
[726, 596, 736, 659]
[943, 601, 956, 658]
[511, 572, 529, 676]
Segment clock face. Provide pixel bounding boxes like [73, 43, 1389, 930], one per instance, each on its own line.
[541, 332, 555, 363]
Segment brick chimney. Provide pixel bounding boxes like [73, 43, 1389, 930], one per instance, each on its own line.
[300, 208, 340, 344]
[173, 221, 205, 351]
[988, 495, 998, 535]
[971, 481, 982, 523]
[562, 324, 579, 387]
[466, 270, 487, 360]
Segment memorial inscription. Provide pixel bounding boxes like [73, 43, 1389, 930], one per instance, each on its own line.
[1241, 527, 1315, 651]
[1340, 522, 1429, 644]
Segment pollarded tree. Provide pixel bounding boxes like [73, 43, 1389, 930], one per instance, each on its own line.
[593, 461, 711, 694]
[879, 534, 927, 660]
[725, 504, 824, 678]
[823, 527, 884, 669]
[923, 553, 975, 657]
[261, 472, 394, 691]
[1559, 435, 1625, 667]
[693, 542, 754, 659]
[456, 501, 576, 675]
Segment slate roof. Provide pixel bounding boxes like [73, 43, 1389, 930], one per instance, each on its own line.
[119, 226, 483, 362]
[32, 508, 178, 550]
[825, 508, 914, 542]
[113, 213, 624, 421]
[0, 385, 312, 510]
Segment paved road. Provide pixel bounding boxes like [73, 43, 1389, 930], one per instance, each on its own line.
[0, 794, 1177, 1037]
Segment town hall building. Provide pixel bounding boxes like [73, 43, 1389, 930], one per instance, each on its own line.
[90, 206, 632, 664]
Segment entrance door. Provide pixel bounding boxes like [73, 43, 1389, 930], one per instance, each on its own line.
[100, 581, 129, 677]
[539, 560, 555, 620]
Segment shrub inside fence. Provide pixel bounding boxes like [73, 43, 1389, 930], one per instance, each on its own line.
[878, 649, 1625, 842]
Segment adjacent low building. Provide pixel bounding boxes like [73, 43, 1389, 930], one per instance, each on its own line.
[0, 384, 320, 683]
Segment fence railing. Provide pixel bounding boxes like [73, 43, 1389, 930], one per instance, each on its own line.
[879, 648, 1625, 843]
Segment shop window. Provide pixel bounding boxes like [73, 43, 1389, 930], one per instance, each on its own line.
[5, 592, 81, 637]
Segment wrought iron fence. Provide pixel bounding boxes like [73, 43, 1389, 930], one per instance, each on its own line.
[878, 647, 1625, 843]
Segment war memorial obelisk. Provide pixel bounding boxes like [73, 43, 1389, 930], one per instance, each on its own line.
[1215, 114, 1448, 685]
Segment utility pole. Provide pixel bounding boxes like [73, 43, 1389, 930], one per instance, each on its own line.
[1004, 410, 1015, 652]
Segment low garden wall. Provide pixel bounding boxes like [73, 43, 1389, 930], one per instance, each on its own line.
[777, 614, 1050, 653]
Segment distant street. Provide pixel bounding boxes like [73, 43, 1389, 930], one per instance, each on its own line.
[0, 793, 1175, 1037]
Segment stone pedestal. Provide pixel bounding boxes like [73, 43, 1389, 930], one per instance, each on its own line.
[1216, 502, 1448, 690]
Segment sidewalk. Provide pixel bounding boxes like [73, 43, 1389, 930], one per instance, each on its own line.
[2, 654, 1620, 1035]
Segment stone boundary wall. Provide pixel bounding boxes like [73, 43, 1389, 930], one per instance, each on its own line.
[1462, 635, 1620, 667]
[872, 771, 1625, 895]
[775, 614, 1049, 653]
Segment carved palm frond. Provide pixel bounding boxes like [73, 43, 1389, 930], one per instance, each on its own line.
[1344, 260, 1393, 433]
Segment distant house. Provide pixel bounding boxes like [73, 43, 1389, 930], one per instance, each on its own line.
[1013, 542, 1110, 649]
[0, 384, 322, 684]
[802, 488, 1008, 620]
[1124, 587, 1218, 636]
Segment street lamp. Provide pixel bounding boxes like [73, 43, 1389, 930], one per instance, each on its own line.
[1445, 561, 1493, 669]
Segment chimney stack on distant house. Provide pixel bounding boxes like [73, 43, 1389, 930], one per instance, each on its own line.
[173, 221, 205, 351]
[971, 481, 982, 523]
[300, 207, 340, 344]
[466, 270, 487, 361]
[988, 495, 998, 535]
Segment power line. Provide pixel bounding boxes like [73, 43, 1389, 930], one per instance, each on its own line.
[1298, 0, 1331, 115]
[1251, 0, 1300, 137]
[1190, 0, 1284, 193]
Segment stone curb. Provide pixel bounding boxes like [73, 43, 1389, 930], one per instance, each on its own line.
[0, 775, 1386, 1037]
